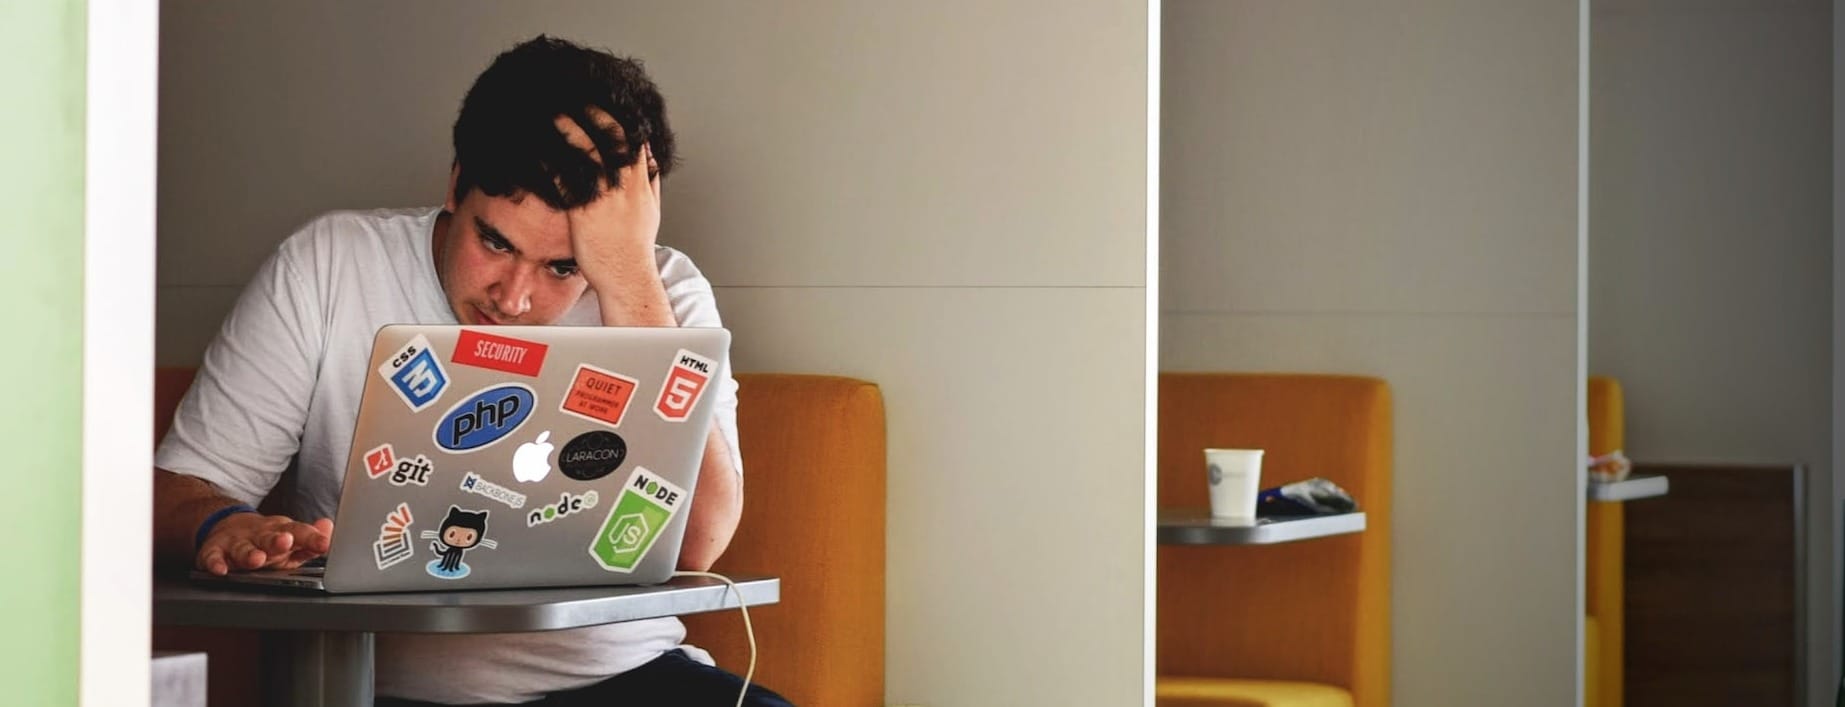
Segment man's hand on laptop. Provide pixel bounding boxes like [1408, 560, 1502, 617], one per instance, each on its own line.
[196, 513, 335, 576]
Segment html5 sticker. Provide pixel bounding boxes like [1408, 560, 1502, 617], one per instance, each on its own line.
[654, 350, 715, 422]
[451, 329, 548, 377]
[560, 364, 639, 429]
[377, 334, 449, 412]
[363, 443, 397, 480]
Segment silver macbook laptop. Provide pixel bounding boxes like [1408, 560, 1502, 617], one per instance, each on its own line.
[196, 324, 730, 593]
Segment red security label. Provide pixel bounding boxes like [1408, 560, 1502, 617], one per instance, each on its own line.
[451, 330, 549, 377]
[654, 350, 715, 422]
[561, 364, 639, 428]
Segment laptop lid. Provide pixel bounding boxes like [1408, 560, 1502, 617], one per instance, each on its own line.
[319, 324, 730, 593]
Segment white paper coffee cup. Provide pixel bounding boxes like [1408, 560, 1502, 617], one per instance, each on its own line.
[1205, 448, 1264, 522]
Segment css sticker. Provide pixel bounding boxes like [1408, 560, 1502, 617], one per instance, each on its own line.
[377, 334, 449, 412]
[421, 505, 497, 580]
[588, 467, 686, 573]
[560, 364, 638, 428]
[459, 471, 527, 510]
[371, 502, 414, 570]
[433, 384, 536, 453]
[363, 443, 396, 480]
[388, 453, 435, 487]
[559, 430, 627, 481]
[451, 329, 549, 377]
[654, 350, 715, 422]
[527, 491, 599, 527]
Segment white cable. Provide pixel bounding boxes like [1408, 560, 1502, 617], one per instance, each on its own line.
[673, 570, 757, 707]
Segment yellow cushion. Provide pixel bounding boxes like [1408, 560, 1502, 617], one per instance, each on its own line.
[1157, 677, 1354, 707]
[1584, 615, 1601, 707]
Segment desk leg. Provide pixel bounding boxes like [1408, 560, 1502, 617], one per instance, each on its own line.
[264, 631, 375, 707]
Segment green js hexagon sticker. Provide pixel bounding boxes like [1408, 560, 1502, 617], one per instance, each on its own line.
[588, 467, 686, 573]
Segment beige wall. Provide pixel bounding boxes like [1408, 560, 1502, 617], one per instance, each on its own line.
[1590, 1, 1835, 704]
[157, 2, 1149, 704]
[1161, 2, 1584, 705]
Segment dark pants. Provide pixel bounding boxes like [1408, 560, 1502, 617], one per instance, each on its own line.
[374, 650, 795, 707]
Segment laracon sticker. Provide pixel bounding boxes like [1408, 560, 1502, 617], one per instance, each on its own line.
[433, 383, 536, 453]
[387, 453, 435, 487]
[459, 471, 527, 509]
[528, 491, 599, 527]
[363, 443, 397, 480]
[377, 334, 449, 412]
[372, 503, 415, 570]
[559, 364, 638, 428]
[654, 350, 715, 422]
[422, 505, 497, 580]
[558, 430, 626, 481]
[451, 329, 549, 377]
[588, 467, 686, 573]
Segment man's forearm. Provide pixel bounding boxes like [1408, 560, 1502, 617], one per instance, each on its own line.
[152, 468, 247, 567]
[677, 427, 742, 571]
[594, 259, 675, 328]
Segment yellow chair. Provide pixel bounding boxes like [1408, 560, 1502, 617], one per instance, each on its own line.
[1585, 376, 1625, 707]
[1157, 373, 1393, 707]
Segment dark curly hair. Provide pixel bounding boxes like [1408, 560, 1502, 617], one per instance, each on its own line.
[450, 35, 678, 210]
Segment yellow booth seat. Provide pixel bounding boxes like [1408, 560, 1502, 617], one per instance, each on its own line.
[1158, 373, 1393, 707]
[1585, 376, 1625, 707]
[151, 368, 888, 707]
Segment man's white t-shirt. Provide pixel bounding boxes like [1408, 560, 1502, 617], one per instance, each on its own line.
[155, 207, 742, 704]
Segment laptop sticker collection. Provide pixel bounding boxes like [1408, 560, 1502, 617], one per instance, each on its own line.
[368, 332, 711, 580]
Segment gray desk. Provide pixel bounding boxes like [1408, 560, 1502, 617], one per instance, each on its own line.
[1588, 474, 1669, 502]
[1158, 510, 1366, 545]
[154, 575, 779, 707]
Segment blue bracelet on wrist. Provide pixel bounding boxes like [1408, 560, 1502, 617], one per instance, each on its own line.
[194, 503, 257, 553]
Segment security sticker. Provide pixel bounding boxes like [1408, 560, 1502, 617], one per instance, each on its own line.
[388, 453, 435, 487]
[377, 334, 449, 412]
[363, 443, 397, 480]
[452, 329, 549, 377]
[588, 467, 686, 573]
[422, 505, 497, 580]
[653, 350, 715, 422]
[527, 491, 599, 527]
[559, 430, 627, 481]
[560, 364, 638, 428]
[459, 471, 527, 510]
[372, 502, 415, 570]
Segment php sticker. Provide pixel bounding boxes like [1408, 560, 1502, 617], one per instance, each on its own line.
[558, 430, 627, 481]
[433, 383, 536, 453]
[377, 334, 449, 412]
[560, 364, 638, 428]
[459, 471, 527, 509]
[388, 453, 435, 487]
[372, 502, 415, 570]
[451, 329, 549, 377]
[654, 350, 715, 422]
[588, 467, 686, 573]
[422, 505, 497, 580]
[363, 443, 397, 480]
[527, 491, 599, 527]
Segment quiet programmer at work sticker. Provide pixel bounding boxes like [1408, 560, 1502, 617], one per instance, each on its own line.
[377, 334, 449, 412]
[560, 364, 638, 428]
[588, 467, 686, 573]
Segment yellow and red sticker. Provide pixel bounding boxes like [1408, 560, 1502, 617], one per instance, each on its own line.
[560, 363, 639, 428]
[654, 349, 715, 422]
[451, 330, 549, 377]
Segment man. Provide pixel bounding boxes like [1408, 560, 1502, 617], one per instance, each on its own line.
[151, 36, 791, 706]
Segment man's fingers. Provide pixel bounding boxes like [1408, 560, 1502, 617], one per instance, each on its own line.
[230, 539, 267, 569]
[198, 547, 230, 576]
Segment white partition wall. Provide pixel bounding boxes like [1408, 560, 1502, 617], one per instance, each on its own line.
[156, 2, 1151, 704]
[1160, 2, 1586, 706]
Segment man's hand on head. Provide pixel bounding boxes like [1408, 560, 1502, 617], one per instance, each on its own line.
[553, 109, 663, 299]
[196, 512, 335, 576]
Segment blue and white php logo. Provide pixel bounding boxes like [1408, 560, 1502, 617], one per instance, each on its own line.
[433, 384, 536, 453]
[377, 334, 449, 412]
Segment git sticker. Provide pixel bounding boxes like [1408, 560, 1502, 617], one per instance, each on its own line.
[387, 453, 435, 487]
[378, 334, 449, 412]
[588, 467, 686, 573]
[372, 503, 415, 570]
[363, 443, 397, 480]
[560, 364, 638, 428]
[653, 350, 715, 422]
